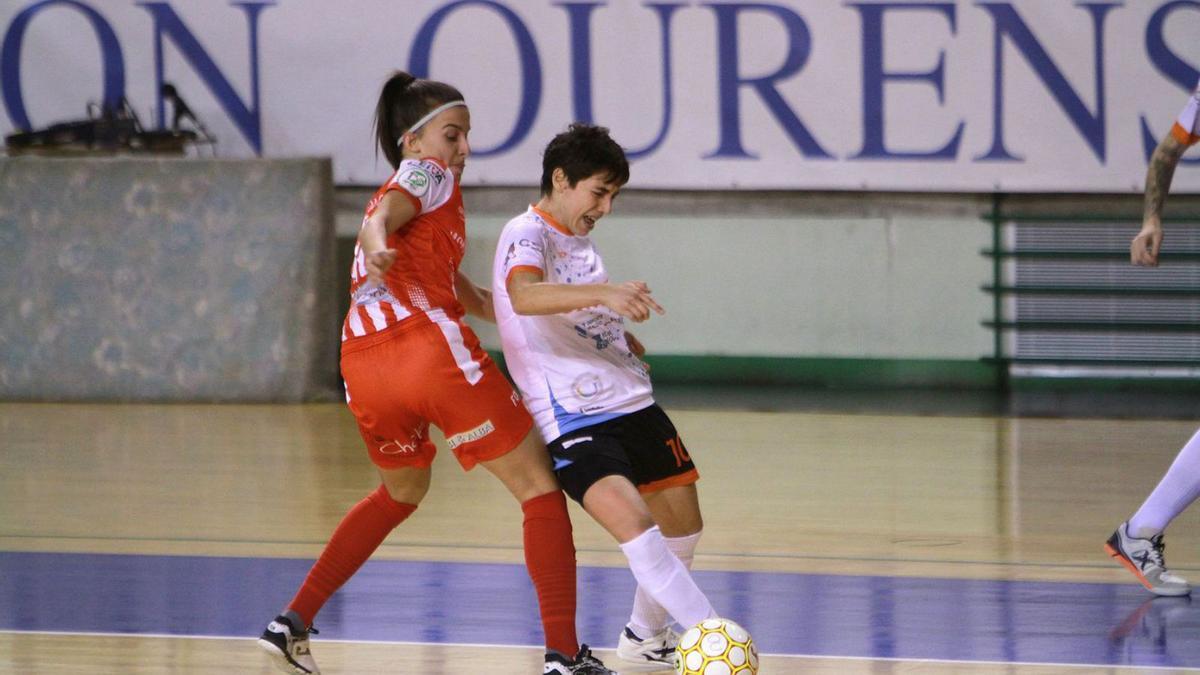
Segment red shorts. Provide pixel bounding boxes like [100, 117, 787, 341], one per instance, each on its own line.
[340, 314, 533, 471]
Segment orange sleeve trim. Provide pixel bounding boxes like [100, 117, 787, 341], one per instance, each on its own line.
[506, 265, 544, 285]
[637, 469, 699, 494]
[1170, 121, 1200, 146]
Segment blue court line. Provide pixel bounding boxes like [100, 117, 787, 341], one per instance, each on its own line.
[1, 551, 1197, 669]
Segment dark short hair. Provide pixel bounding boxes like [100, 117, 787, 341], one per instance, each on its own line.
[540, 123, 630, 196]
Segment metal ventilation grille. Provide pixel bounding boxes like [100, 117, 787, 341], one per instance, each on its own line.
[1014, 332, 1200, 361]
[1014, 295, 1200, 323]
[989, 218, 1200, 372]
[1013, 221, 1200, 251]
[1012, 260, 1200, 288]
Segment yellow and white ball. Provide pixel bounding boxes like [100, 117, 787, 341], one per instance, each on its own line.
[674, 618, 758, 674]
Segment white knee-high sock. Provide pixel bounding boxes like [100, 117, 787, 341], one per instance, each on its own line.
[628, 530, 702, 636]
[619, 526, 715, 631]
[1129, 428, 1200, 538]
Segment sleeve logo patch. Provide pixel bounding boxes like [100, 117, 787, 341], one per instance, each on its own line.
[398, 168, 430, 197]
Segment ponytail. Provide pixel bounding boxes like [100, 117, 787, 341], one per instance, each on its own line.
[373, 71, 465, 170]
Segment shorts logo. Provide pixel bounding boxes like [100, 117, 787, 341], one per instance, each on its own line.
[375, 425, 426, 456]
[562, 436, 592, 450]
[377, 438, 419, 455]
[446, 420, 496, 449]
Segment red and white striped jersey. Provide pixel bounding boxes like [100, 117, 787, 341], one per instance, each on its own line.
[342, 157, 467, 342]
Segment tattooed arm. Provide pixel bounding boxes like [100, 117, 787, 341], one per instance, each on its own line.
[1134, 133, 1189, 266]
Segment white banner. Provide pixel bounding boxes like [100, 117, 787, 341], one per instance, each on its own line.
[3, 0, 1200, 192]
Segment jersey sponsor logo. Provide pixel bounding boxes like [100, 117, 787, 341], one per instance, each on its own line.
[397, 168, 430, 197]
[561, 436, 592, 449]
[518, 238, 544, 253]
[351, 283, 400, 305]
[574, 324, 611, 350]
[572, 373, 604, 399]
[415, 160, 447, 184]
[446, 419, 496, 449]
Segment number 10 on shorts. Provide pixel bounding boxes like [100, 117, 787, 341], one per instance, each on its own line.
[666, 436, 690, 467]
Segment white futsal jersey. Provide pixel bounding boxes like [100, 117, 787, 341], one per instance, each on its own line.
[492, 205, 653, 443]
[1171, 78, 1200, 146]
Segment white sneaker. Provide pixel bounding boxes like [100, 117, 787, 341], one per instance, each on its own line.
[1106, 522, 1191, 597]
[616, 625, 678, 667]
[257, 616, 320, 674]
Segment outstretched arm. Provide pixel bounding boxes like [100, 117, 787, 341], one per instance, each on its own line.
[456, 271, 496, 323]
[1134, 133, 1188, 266]
[359, 191, 418, 283]
[507, 271, 665, 323]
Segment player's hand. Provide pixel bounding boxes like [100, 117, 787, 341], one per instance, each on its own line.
[475, 286, 496, 323]
[604, 281, 665, 323]
[625, 331, 651, 372]
[625, 331, 646, 357]
[365, 249, 398, 284]
[1131, 220, 1163, 267]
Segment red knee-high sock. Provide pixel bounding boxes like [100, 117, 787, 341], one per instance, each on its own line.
[522, 490, 579, 656]
[287, 485, 416, 627]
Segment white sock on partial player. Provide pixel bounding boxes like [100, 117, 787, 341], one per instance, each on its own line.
[628, 530, 702, 637]
[1129, 427, 1200, 538]
[619, 526, 715, 630]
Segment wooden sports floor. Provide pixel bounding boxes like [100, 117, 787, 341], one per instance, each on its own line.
[3, 395, 1200, 674]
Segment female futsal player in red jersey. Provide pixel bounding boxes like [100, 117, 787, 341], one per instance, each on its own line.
[256, 72, 612, 675]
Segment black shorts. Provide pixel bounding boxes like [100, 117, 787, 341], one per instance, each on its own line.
[547, 403, 699, 504]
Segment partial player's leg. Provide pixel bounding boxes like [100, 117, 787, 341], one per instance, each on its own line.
[550, 419, 715, 632]
[478, 431, 586, 666]
[416, 312, 610, 673]
[617, 484, 704, 665]
[1106, 427, 1200, 596]
[579, 474, 716, 629]
[611, 406, 704, 665]
[482, 432, 618, 674]
[259, 334, 434, 674]
[644, 483, 703, 537]
[258, 467, 428, 675]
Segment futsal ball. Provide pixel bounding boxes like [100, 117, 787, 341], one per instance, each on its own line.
[674, 618, 759, 675]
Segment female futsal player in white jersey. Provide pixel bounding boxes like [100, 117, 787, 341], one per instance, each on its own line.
[492, 123, 727, 668]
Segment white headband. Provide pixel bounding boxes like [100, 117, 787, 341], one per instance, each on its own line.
[397, 100, 466, 147]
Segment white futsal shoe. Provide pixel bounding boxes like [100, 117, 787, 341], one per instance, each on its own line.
[616, 625, 679, 667]
[258, 615, 320, 674]
[1106, 522, 1191, 597]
